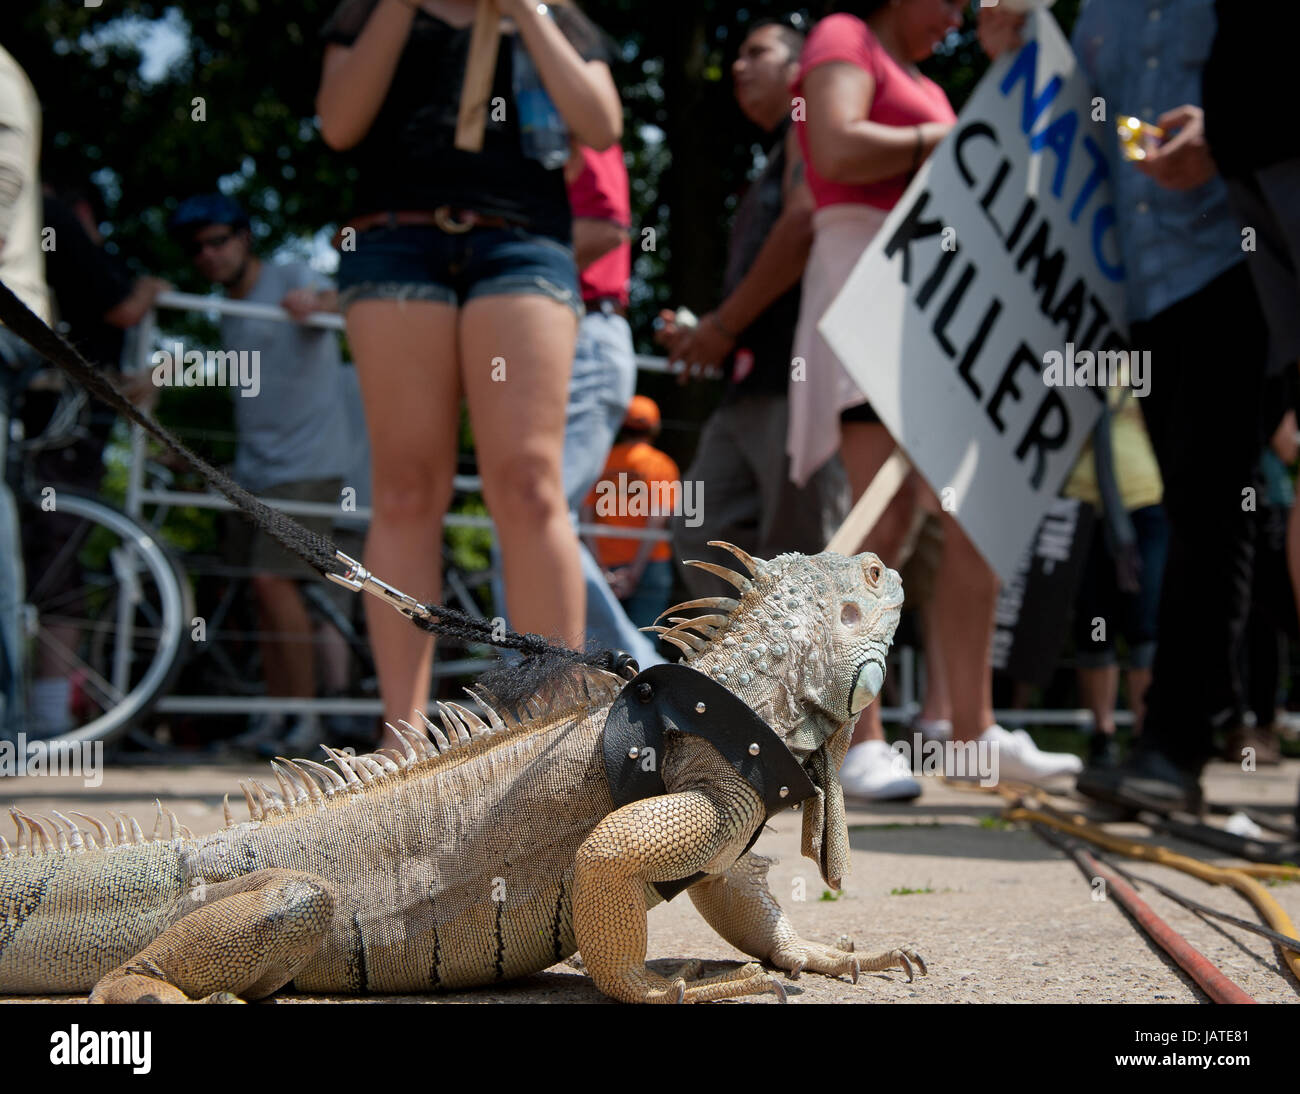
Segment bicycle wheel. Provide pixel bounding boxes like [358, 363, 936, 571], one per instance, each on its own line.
[21, 492, 191, 744]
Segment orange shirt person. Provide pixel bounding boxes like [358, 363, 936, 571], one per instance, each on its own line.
[582, 396, 679, 628]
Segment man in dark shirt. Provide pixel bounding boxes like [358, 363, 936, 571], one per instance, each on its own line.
[661, 17, 848, 598]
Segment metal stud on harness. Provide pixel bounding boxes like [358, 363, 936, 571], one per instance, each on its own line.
[602, 663, 816, 901]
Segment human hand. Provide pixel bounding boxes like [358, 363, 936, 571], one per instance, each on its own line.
[977, 6, 1025, 61]
[280, 288, 320, 322]
[606, 568, 636, 600]
[670, 312, 734, 371]
[1135, 105, 1217, 191]
[120, 369, 160, 411]
[919, 121, 955, 162]
[139, 276, 173, 302]
[653, 308, 679, 348]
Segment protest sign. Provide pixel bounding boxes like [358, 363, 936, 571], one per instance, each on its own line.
[992, 496, 1095, 686]
[819, 8, 1128, 583]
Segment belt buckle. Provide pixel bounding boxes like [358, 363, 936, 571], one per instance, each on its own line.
[434, 206, 474, 234]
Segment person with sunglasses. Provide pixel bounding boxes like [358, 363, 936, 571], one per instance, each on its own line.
[168, 193, 355, 756]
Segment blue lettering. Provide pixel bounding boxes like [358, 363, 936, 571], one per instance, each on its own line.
[999, 39, 1063, 136]
[1029, 110, 1078, 199]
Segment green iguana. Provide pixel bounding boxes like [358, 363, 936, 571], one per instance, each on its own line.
[0, 543, 923, 1004]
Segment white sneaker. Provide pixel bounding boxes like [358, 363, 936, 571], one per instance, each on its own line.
[914, 717, 952, 743]
[980, 724, 1083, 784]
[840, 740, 922, 802]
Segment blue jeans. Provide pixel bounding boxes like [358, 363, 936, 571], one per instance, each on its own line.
[492, 308, 660, 666]
[615, 559, 675, 631]
[337, 221, 583, 321]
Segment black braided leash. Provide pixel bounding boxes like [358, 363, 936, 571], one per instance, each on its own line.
[0, 278, 635, 698]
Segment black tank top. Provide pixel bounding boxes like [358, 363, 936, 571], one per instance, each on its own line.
[320, 0, 609, 241]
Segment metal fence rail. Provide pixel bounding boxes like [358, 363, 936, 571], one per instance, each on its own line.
[120, 290, 1118, 728]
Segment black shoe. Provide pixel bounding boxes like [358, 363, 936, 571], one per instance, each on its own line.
[1087, 731, 1122, 768]
[1076, 747, 1204, 814]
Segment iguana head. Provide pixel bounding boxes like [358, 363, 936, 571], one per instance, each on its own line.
[651, 542, 904, 889]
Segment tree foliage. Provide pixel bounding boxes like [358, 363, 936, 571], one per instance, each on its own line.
[11, 0, 1082, 463]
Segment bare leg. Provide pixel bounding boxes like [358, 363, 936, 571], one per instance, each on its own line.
[1077, 665, 1119, 735]
[933, 513, 997, 742]
[840, 422, 917, 746]
[252, 575, 315, 698]
[346, 300, 461, 729]
[460, 296, 584, 647]
[919, 593, 951, 723]
[1126, 666, 1151, 736]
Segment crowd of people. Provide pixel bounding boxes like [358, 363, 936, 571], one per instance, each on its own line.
[1, 0, 1298, 821]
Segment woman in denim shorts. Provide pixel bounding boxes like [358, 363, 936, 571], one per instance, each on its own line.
[318, 0, 621, 730]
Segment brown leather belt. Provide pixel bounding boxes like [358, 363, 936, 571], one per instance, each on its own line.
[333, 206, 527, 248]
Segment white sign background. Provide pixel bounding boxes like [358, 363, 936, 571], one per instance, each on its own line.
[819, 9, 1128, 583]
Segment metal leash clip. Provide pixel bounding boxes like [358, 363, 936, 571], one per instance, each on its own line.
[328, 550, 430, 622]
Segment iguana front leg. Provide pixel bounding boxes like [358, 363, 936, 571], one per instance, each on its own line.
[573, 787, 783, 1003]
[89, 869, 335, 1003]
[689, 852, 928, 985]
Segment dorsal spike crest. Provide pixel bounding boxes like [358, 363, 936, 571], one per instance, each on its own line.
[223, 795, 234, 827]
[50, 811, 86, 853]
[241, 782, 262, 822]
[396, 719, 433, 758]
[683, 560, 752, 593]
[707, 540, 765, 577]
[296, 758, 346, 794]
[152, 801, 166, 841]
[388, 722, 421, 762]
[163, 806, 181, 839]
[657, 634, 696, 658]
[283, 758, 323, 800]
[70, 811, 110, 848]
[655, 596, 739, 620]
[447, 701, 489, 736]
[323, 747, 363, 788]
[128, 816, 145, 845]
[269, 762, 296, 806]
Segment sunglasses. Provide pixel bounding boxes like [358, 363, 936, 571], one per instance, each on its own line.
[185, 229, 236, 257]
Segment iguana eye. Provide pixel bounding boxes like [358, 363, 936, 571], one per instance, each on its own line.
[841, 603, 860, 625]
[867, 563, 882, 585]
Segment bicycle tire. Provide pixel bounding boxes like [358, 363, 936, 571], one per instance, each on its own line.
[21, 492, 191, 745]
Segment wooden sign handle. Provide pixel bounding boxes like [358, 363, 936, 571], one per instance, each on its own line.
[825, 447, 911, 556]
[454, 0, 502, 153]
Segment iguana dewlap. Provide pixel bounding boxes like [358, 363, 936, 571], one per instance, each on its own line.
[0, 543, 924, 1003]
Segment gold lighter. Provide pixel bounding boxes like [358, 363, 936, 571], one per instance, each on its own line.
[1116, 115, 1165, 161]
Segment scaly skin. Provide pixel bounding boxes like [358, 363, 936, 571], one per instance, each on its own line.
[0, 544, 925, 1003]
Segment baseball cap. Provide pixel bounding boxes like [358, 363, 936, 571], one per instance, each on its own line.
[168, 193, 250, 236]
[624, 395, 660, 432]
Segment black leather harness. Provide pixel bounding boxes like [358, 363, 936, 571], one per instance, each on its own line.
[601, 663, 816, 900]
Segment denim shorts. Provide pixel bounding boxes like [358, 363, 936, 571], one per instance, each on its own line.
[337, 221, 583, 320]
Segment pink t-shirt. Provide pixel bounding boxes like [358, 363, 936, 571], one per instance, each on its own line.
[567, 144, 631, 307]
[793, 13, 956, 211]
